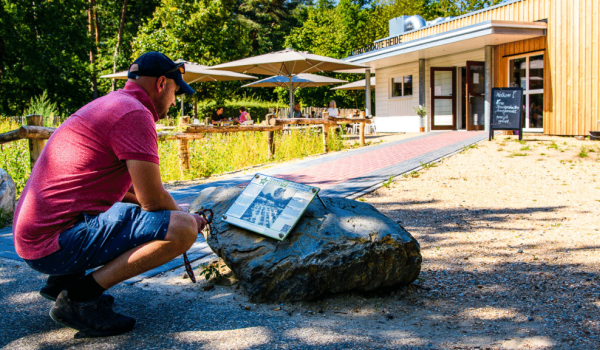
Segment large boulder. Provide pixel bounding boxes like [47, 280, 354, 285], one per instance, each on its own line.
[189, 186, 422, 302]
[0, 169, 16, 217]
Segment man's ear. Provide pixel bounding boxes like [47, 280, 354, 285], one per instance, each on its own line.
[156, 76, 167, 93]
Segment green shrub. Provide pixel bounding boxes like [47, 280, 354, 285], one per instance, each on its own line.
[0, 140, 31, 199]
[0, 119, 31, 198]
[195, 98, 285, 124]
[24, 91, 60, 126]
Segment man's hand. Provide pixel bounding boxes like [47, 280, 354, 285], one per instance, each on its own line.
[191, 214, 207, 233]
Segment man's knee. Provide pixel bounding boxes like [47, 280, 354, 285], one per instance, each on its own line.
[165, 211, 197, 250]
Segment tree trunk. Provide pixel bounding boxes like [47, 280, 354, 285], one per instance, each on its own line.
[193, 95, 198, 118]
[89, 0, 98, 99]
[112, 0, 128, 91]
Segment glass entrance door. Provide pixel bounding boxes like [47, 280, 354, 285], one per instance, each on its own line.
[466, 61, 485, 131]
[430, 67, 456, 130]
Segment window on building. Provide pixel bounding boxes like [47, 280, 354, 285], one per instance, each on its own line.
[392, 75, 413, 97]
[509, 53, 544, 130]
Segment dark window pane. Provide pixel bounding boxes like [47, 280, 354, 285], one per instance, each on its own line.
[403, 75, 412, 96]
[509, 57, 526, 88]
[529, 55, 544, 90]
[529, 93, 544, 128]
[392, 77, 402, 97]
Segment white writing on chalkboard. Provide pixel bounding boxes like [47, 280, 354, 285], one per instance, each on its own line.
[494, 100, 519, 124]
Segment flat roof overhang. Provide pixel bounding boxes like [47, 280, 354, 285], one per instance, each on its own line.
[340, 20, 547, 72]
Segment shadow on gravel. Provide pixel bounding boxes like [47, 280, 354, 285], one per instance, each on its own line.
[377, 203, 566, 239]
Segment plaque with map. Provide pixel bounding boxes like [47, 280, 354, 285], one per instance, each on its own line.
[222, 174, 319, 240]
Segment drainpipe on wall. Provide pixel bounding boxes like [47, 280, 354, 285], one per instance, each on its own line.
[484, 45, 493, 132]
[365, 69, 371, 117]
[419, 59, 426, 132]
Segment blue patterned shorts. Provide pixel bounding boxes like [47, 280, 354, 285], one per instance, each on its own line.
[25, 202, 170, 275]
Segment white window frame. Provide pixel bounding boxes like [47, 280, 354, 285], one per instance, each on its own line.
[507, 51, 544, 132]
[390, 75, 413, 99]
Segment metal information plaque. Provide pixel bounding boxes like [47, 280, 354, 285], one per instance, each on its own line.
[222, 174, 319, 240]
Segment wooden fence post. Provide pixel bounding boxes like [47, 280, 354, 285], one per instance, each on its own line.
[322, 112, 329, 153]
[360, 122, 365, 146]
[267, 131, 275, 159]
[26, 114, 44, 169]
[178, 117, 191, 177]
[265, 113, 275, 159]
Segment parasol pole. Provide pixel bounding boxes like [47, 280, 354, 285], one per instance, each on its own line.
[180, 95, 184, 117]
[289, 75, 294, 118]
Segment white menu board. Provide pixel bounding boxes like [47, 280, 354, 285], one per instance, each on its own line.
[222, 174, 319, 240]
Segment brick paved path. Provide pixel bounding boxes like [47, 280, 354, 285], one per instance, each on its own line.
[0, 131, 486, 282]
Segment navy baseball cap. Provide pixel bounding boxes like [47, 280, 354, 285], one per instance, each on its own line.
[128, 52, 194, 95]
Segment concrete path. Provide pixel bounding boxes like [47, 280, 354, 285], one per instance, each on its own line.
[1, 131, 486, 283]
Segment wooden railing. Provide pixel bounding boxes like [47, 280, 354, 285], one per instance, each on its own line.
[0, 114, 371, 177]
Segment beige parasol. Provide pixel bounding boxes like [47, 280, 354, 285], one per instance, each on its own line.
[100, 60, 257, 116]
[331, 77, 376, 90]
[209, 49, 367, 116]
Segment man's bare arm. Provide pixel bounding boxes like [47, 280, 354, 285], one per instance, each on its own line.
[126, 160, 181, 212]
[121, 185, 141, 205]
[126, 160, 207, 232]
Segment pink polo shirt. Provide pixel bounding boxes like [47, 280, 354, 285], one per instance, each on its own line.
[13, 82, 160, 260]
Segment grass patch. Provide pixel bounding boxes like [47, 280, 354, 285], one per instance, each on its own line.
[381, 175, 394, 188]
[578, 146, 589, 158]
[507, 152, 528, 157]
[0, 119, 31, 198]
[420, 161, 438, 169]
[520, 145, 531, 151]
[403, 171, 420, 179]
[160, 128, 345, 182]
[461, 144, 479, 153]
[0, 208, 11, 228]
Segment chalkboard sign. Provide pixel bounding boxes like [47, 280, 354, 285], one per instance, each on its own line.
[489, 87, 524, 141]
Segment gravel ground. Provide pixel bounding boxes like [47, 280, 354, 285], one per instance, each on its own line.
[2, 134, 598, 349]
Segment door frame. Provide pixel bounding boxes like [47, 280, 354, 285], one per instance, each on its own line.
[466, 61, 485, 131]
[430, 67, 456, 131]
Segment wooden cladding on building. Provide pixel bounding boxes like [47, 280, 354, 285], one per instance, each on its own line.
[401, 0, 600, 135]
[493, 37, 551, 127]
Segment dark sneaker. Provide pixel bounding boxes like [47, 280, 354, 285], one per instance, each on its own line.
[40, 273, 115, 305]
[50, 290, 135, 338]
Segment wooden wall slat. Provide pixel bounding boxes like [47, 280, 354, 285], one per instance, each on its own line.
[591, 0, 600, 130]
[563, 0, 568, 134]
[571, 0, 578, 133]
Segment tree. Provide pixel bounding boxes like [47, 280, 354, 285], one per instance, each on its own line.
[111, 0, 128, 91]
[0, 0, 91, 116]
[133, 0, 266, 105]
[235, 0, 302, 54]
[94, 0, 161, 95]
[89, 0, 99, 99]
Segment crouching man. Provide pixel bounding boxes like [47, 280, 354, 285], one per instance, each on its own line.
[12, 52, 206, 337]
